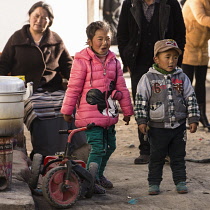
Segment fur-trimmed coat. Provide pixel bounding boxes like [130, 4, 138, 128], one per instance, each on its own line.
[182, 0, 210, 66]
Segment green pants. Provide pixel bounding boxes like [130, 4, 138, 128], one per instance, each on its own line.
[85, 125, 116, 178]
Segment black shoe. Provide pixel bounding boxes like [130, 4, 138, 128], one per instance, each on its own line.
[94, 184, 106, 194]
[134, 155, 149, 164]
[98, 175, 113, 188]
[199, 103, 210, 129]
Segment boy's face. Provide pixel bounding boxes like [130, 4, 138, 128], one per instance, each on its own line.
[154, 49, 179, 72]
[88, 29, 111, 55]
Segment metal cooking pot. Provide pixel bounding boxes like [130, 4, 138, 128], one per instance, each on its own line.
[0, 76, 33, 136]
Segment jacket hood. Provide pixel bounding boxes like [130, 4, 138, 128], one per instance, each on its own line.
[148, 66, 183, 75]
[74, 47, 116, 62]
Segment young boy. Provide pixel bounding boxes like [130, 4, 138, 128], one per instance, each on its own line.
[134, 39, 200, 195]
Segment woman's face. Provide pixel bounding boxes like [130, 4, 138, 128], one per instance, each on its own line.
[29, 7, 50, 34]
[89, 29, 111, 55]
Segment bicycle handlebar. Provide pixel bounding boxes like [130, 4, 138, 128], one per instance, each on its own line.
[58, 130, 70, 134]
[58, 123, 95, 134]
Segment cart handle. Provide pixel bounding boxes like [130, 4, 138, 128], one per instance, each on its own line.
[58, 123, 95, 134]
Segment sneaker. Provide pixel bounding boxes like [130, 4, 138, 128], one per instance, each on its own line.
[176, 182, 188, 194]
[148, 185, 160, 195]
[99, 175, 113, 188]
[134, 155, 150, 164]
[94, 183, 106, 194]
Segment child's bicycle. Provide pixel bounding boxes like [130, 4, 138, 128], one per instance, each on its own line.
[28, 123, 95, 209]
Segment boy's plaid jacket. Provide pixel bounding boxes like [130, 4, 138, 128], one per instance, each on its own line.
[134, 66, 200, 129]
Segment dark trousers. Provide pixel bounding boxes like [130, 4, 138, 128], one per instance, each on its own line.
[148, 124, 187, 185]
[182, 64, 207, 104]
[131, 64, 151, 155]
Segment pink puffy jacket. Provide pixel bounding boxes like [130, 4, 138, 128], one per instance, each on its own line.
[61, 47, 134, 128]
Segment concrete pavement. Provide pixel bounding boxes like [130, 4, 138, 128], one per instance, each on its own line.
[0, 68, 210, 210]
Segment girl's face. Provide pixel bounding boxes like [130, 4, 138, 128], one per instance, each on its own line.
[29, 7, 50, 34]
[154, 49, 179, 72]
[89, 29, 111, 55]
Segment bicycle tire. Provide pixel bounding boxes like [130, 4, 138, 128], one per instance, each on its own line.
[42, 166, 81, 209]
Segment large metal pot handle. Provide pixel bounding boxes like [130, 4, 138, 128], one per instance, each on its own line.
[23, 82, 33, 100]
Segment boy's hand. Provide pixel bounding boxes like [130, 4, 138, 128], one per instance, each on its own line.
[63, 114, 74, 123]
[189, 123, 198, 133]
[123, 116, 131, 125]
[138, 124, 147, 134]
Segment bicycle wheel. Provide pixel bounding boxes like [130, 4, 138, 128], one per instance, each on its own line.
[28, 153, 43, 189]
[42, 166, 81, 209]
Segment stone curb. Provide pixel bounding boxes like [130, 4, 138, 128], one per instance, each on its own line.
[0, 149, 35, 210]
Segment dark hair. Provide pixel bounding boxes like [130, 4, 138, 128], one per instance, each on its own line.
[28, 1, 54, 27]
[86, 21, 112, 40]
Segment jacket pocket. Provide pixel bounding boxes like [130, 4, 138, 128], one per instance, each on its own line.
[175, 99, 187, 119]
[149, 102, 165, 121]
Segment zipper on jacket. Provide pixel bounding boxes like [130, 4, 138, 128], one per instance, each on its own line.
[103, 68, 106, 75]
[90, 59, 93, 87]
[101, 60, 106, 76]
[105, 87, 110, 125]
[103, 61, 111, 125]
[100, 60, 109, 121]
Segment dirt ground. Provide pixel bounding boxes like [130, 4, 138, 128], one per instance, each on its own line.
[27, 75, 210, 210]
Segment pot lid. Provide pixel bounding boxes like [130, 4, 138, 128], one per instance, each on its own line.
[0, 76, 25, 93]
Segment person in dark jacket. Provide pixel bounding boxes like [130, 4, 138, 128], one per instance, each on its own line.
[117, 0, 186, 164]
[103, 0, 123, 45]
[0, 1, 86, 159]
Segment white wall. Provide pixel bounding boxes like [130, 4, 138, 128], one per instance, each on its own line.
[0, 0, 88, 56]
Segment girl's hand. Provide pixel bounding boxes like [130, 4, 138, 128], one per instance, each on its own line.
[138, 124, 147, 134]
[63, 114, 74, 123]
[123, 116, 131, 125]
[189, 123, 198, 133]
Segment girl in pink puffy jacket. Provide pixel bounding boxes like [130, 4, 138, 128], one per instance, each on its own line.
[61, 21, 134, 194]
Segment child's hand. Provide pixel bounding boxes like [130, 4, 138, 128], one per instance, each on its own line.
[63, 114, 74, 123]
[123, 116, 131, 125]
[138, 124, 147, 134]
[189, 123, 198, 133]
